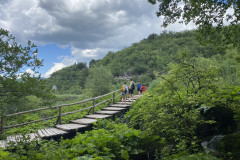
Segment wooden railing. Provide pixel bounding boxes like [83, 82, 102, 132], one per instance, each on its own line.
[0, 89, 121, 134]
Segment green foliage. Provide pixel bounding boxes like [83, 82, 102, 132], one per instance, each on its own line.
[147, 77, 162, 91]
[85, 66, 114, 97]
[1, 28, 239, 160]
[125, 53, 240, 158]
[162, 152, 219, 160]
[148, 0, 240, 48]
[0, 28, 54, 115]
[212, 48, 240, 86]
[4, 120, 145, 160]
[45, 30, 231, 95]
[219, 132, 240, 160]
[0, 150, 12, 160]
[94, 30, 225, 79]
[46, 62, 88, 94]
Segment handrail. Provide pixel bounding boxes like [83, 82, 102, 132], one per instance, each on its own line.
[1, 89, 121, 133]
[6, 89, 120, 117]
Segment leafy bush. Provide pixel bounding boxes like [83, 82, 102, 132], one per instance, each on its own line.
[219, 133, 240, 160]
[124, 53, 240, 159]
[3, 120, 146, 160]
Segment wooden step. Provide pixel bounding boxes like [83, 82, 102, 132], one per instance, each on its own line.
[25, 133, 41, 141]
[126, 99, 135, 102]
[37, 128, 68, 139]
[115, 102, 132, 105]
[70, 118, 97, 125]
[0, 140, 6, 148]
[85, 114, 112, 119]
[6, 135, 23, 143]
[102, 107, 128, 111]
[108, 104, 130, 108]
[56, 123, 88, 132]
[126, 98, 136, 101]
[0, 133, 40, 148]
[95, 110, 120, 115]
[6, 133, 40, 144]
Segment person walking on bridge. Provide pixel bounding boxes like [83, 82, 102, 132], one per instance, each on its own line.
[121, 82, 128, 105]
[128, 79, 135, 101]
[142, 84, 146, 95]
[137, 82, 141, 95]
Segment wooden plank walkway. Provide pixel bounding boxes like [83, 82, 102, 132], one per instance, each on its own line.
[37, 128, 68, 139]
[70, 118, 97, 125]
[95, 110, 120, 115]
[56, 124, 88, 132]
[0, 95, 142, 148]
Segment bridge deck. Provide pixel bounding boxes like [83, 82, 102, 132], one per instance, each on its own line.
[101, 107, 128, 111]
[70, 118, 97, 125]
[56, 124, 89, 132]
[115, 102, 132, 105]
[95, 110, 120, 115]
[85, 114, 112, 119]
[37, 128, 68, 139]
[108, 104, 130, 108]
[0, 95, 142, 148]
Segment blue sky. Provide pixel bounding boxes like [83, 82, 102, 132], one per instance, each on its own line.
[0, 0, 197, 78]
[37, 44, 71, 77]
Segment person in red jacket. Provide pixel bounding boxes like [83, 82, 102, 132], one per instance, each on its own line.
[142, 84, 146, 94]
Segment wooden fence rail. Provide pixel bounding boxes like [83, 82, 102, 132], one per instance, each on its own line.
[0, 89, 121, 134]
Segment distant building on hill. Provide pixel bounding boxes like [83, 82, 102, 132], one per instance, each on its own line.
[52, 85, 57, 90]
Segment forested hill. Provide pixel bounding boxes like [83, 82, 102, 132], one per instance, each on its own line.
[92, 30, 225, 76]
[46, 30, 226, 94]
[46, 62, 89, 94]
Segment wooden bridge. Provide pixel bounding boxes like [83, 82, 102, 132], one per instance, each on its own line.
[0, 90, 141, 148]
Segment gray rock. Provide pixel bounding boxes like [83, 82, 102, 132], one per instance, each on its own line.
[207, 135, 225, 150]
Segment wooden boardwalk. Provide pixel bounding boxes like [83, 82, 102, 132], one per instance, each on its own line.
[0, 95, 141, 148]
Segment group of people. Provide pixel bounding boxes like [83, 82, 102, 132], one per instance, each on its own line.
[121, 79, 146, 104]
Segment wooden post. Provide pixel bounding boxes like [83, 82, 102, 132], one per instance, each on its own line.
[0, 117, 4, 134]
[58, 106, 62, 125]
[92, 99, 95, 114]
[113, 92, 115, 104]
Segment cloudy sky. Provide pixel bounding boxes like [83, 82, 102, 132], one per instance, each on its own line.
[0, 0, 195, 78]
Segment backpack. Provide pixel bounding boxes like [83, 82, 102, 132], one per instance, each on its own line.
[131, 82, 135, 90]
[121, 85, 126, 92]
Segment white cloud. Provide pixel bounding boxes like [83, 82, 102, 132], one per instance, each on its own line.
[25, 68, 35, 75]
[0, 0, 198, 77]
[44, 63, 66, 78]
[74, 48, 98, 58]
[59, 47, 115, 67]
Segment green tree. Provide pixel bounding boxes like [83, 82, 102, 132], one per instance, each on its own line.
[0, 28, 53, 115]
[148, 0, 240, 48]
[85, 66, 114, 96]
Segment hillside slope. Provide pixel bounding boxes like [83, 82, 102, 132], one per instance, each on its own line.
[46, 30, 225, 94]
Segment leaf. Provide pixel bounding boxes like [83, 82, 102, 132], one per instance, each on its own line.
[121, 149, 129, 160]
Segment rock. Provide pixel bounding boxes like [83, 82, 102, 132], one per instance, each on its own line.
[201, 141, 209, 152]
[207, 135, 225, 150]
